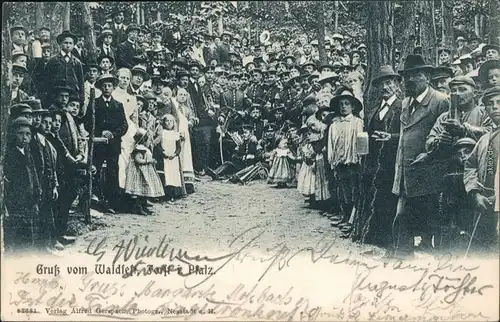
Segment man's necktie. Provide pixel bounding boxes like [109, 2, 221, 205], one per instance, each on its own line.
[378, 102, 388, 120]
[408, 99, 417, 115]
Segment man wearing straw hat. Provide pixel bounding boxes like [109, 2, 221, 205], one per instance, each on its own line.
[391, 54, 450, 259]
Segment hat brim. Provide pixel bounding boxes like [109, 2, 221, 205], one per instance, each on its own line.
[372, 73, 402, 85]
[56, 33, 78, 44]
[132, 69, 150, 81]
[399, 65, 434, 75]
[318, 76, 339, 84]
[329, 94, 363, 115]
[478, 59, 500, 83]
[95, 77, 118, 89]
[52, 86, 74, 94]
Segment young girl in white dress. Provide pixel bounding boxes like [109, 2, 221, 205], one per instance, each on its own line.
[267, 138, 295, 187]
[161, 114, 186, 202]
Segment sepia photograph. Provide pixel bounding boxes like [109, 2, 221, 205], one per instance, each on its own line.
[0, 1, 499, 321]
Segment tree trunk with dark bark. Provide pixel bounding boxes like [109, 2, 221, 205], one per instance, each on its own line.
[82, 2, 97, 60]
[317, 2, 327, 65]
[364, 1, 394, 111]
[441, 0, 454, 48]
[419, 1, 437, 65]
[395, 0, 418, 70]
[63, 2, 71, 31]
[488, 0, 500, 44]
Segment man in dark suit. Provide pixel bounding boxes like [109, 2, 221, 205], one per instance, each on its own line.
[391, 55, 450, 259]
[96, 29, 116, 60]
[353, 66, 402, 248]
[71, 34, 88, 64]
[106, 10, 127, 46]
[89, 74, 128, 212]
[44, 30, 85, 106]
[115, 24, 140, 69]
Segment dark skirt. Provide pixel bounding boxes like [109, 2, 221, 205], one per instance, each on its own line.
[334, 164, 360, 205]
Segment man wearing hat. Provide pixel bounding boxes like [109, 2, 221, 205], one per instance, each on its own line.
[438, 47, 452, 66]
[4, 116, 42, 253]
[25, 98, 62, 251]
[9, 103, 33, 124]
[29, 43, 52, 101]
[427, 76, 493, 155]
[455, 36, 471, 57]
[72, 33, 87, 64]
[97, 29, 116, 59]
[357, 65, 402, 247]
[82, 58, 102, 115]
[127, 65, 149, 96]
[220, 72, 247, 118]
[478, 59, 500, 88]
[106, 10, 127, 46]
[391, 54, 450, 259]
[90, 74, 128, 213]
[463, 86, 500, 253]
[116, 24, 140, 69]
[431, 66, 454, 95]
[482, 43, 500, 61]
[45, 30, 85, 105]
[11, 63, 30, 103]
[10, 23, 28, 54]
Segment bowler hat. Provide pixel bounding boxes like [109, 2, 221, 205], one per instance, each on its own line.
[478, 59, 500, 85]
[481, 86, 500, 105]
[56, 30, 78, 44]
[329, 88, 363, 116]
[51, 79, 74, 94]
[482, 43, 500, 55]
[449, 75, 476, 87]
[95, 74, 118, 89]
[176, 70, 190, 79]
[372, 65, 401, 85]
[431, 66, 454, 81]
[21, 98, 47, 114]
[131, 65, 150, 81]
[399, 55, 433, 74]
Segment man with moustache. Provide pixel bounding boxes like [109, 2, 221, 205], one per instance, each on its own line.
[391, 55, 450, 259]
[431, 66, 454, 96]
[354, 66, 402, 248]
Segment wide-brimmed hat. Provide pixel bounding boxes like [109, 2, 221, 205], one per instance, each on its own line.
[131, 65, 150, 81]
[372, 65, 401, 85]
[21, 98, 47, 114]
[329, 88, 363, 115]
[176, 70, 190, 79]
[431, 66, 454, 81]
[399, 54, 433, 74]
[56, 30, 78, 44]
[51, 79, 74, 94]
[95, 74, 118, 89]
[318, 64, 336, 72]
[171, 58, 188, 69]
[11, 63, 28, 74]
[308, 71, 320, 83]
[125, 24, 140, 34]
[98, 54, 115, 66]
[478, 59, 500, 85]
[482, 43, 500, 55]
[318, 71, 339, 84]
[301, 61, 317, 70]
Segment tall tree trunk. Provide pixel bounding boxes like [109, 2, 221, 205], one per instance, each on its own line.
[35, 2, 44, 31]
[396, 1, 418, 70]
[365, 1, 394, 108]
[488, 0, 500, 44]
[1, 3, 14, 250]
[63, 2, 71, 30]
[82, 2, 97, 59]
[420, 1, 437, 64]
[334, 1, 339, 32]
[317, 2, 327, 65]
[441, 0, 454, 48]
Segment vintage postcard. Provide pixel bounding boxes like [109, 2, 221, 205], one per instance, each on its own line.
[1, 1, 499, 321]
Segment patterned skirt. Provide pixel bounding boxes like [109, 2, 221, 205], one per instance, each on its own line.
[268, 157, 294, 184]
[314, 154, 331, 201]
[297, 162, 315, 196]
[125, 163, 165, 198]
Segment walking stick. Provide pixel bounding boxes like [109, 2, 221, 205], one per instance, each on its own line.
[464, 211, 482, 259]
[84, 88, 96, 225]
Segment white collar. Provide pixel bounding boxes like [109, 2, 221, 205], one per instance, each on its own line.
[103, 44, 111, 49]
[115, 23, 123, 28]
[61, 50, 72, 58]
[17, 146, 25, 155]
[103, 96, 112, 103]
[382, 95, 397, 107]
[37, 132, 46, 146]
[415, 87, 429, 103]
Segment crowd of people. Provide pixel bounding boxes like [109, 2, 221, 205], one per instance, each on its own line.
[4, 9, 500, 259]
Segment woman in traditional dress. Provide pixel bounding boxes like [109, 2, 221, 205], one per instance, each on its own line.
[171, 88, 197, 194]
[114, 68, 139, 195]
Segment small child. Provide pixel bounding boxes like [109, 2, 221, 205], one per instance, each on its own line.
[124, 128, 164, 215]
[297, 129, 316, 199]
[267, 138, 295, 187]
[161, 114, 186, 202]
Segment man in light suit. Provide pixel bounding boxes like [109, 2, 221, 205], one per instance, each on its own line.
[391, 55, 449, 259]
